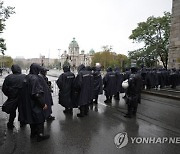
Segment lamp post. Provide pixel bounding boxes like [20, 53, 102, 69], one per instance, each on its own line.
[1, 50, 5, 68]
[41, 55, 45, 66]
[58, 49, 61, 70]
[72, 47, 75, 72]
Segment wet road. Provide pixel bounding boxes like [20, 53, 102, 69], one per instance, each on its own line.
[0, 76, 180, 154]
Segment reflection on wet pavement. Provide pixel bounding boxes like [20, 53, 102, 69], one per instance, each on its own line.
[0, 93, 180, 154]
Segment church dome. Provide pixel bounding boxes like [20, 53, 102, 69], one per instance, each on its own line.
[89, 49, 95, 55]
[69, 38, 79, 48]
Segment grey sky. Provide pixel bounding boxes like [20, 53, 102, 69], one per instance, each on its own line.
[3, 0, 172, 59]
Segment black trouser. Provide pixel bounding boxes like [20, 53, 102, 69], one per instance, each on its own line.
[8, 111, 16, 125]
[106, 95, 112, 101]
[79, 104, 89, 115]
[127, 102, 138, 116]
[94, 95, 98, 103]
[30, 123, 44, 136]
[114, 92, 120, 100]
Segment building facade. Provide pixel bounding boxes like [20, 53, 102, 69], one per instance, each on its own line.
[60, 38, 94, 68]
[168, 0, 180, 69]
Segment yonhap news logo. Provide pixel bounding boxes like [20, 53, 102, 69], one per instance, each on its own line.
[114, 132, 128, 149]
[114, 132, 180, 149]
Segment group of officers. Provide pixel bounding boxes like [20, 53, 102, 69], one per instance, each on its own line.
[56, 64, 142, 119]
[139, 68, 180, 90]
[2, 63, 178, 142]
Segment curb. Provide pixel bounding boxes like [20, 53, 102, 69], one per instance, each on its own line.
[142, 90, 180, 100]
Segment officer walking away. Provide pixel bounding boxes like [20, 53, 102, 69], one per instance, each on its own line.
[2, 64, 26, 129]
[103, 67, 116, 103]
[56, 65, 75, 114]
[124, 67, 142, 118]
[92, 66, 103, 104]
[18, 63, 50, 142]
[74, 64, 93, 117]
[114, 67, 123, 100]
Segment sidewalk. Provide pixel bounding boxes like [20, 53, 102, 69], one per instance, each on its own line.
[0, 105, 7, 147]
[142, 86, 180, 100]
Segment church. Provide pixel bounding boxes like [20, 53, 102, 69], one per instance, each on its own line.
[60, 38, 95, 68]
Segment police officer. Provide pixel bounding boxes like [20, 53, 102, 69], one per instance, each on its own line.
[170, 68, 178, 89]
[39, 67, 55, 120]
[2, 64, 26, 129]
[56, 65, 75, 114]
[19, 63, 50, 142]
[114, 67, 123, 100]
[74, 64, 93, 117]
[92, 66, 103, 104]
[124, 67, 142, 118]
[103, 67, 116, 103]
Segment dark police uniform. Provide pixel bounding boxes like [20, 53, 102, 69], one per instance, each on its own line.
[92, 67, 103, 104]
[124, 67, 142, 118]
[56, 65, 75, 114]
[74, 64, 93, 117]
[2, 64, 26, 129]
[103, 67, 116, 103]
[19, 63, 49, 142]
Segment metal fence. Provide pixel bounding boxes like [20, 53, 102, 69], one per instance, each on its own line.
[0, 86, 7, 107]
[51, 80, 59, 97]
[0, 80, 59, 107]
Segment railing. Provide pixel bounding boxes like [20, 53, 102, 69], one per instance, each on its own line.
[0, 80, 59, 108]
[0, 86, 7, 107]
[50, 80, 59, 97]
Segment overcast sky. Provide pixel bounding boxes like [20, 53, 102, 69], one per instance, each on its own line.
[3, 0, 172, 59]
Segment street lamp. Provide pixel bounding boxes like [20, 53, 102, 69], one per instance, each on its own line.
[72, 47, 75, 71]
[58, 49, 61, 69]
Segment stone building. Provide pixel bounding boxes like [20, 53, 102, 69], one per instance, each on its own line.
[168, 0, 180, 69]
[14, 56, 55, 68]
[60, 38, 94, 68]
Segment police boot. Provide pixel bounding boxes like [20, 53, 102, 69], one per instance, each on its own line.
[104, 99, 109, 103]
[124, 114, 132, 118]
[63, 108, 70, 114]
[124, 105, 132, 118]
[68, 108, 73, 114]
[20, 122, 26, 128]
[37, 133, 50, 142]
[84, 105, 89, 116]
[77, 112, 85, 117]
[109, 96, 112, 103]
[93, 100, 98, 104]
[7, 122, 14, 130]
[116, 95, 120, 100]
[77, 106, 85, 117]
[114, 93, 120, 100]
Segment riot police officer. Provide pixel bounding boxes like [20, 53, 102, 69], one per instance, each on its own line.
[124, 67, 142, 118]
[56, 65, 75, 114]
